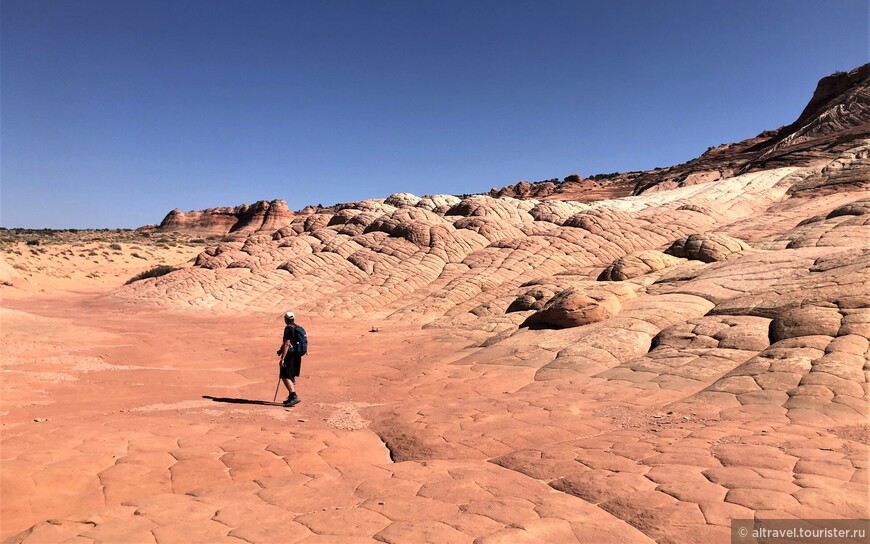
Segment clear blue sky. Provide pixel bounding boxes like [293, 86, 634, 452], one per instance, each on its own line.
[2, 0, 867, 228]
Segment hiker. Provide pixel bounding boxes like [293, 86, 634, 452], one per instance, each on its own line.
[277, 311, 308, 406]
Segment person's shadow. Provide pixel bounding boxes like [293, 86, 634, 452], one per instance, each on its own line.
[202, 395, 285, 407]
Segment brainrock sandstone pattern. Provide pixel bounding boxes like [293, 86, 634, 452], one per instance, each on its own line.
[116, 166, 810, 320]
[599, 250, 685, 280]
[665, 234, 752, 263]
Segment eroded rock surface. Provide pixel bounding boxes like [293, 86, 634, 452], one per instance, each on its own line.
[599, 250, 684, 280]
[665, 234, 752, 263]
[115, 167, 806, 318]
[155, 199, 296, 238]
[522, 283, 634, 329]
[485, 64, 870, 200]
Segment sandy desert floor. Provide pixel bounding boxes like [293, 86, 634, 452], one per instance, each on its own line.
[0, 291, 480, 543]
[4, 278, 646, 544]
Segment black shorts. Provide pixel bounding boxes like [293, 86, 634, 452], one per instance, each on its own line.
[280, 355, 301, 379]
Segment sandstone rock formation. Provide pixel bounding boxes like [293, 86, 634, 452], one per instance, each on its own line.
[522, 283, 634, 329]
[486, 174, 628, 203]
[489, 173, 639, 203]
[154, 199, 296, 238]
[115, 166, 813, 317]
[665, 233, 752, 263]
[630, 62, 870, 193]
[486, 64, 870, 200]
[599, 250, 684, 281]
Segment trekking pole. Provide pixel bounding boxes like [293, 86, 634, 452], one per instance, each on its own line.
[273, 376, 281, 403]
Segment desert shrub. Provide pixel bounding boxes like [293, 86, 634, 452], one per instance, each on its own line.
[190, 239, 206, 244]
[26, 240, 40, 246]
[109, 243, 122, 250]
[125, 265, 178, 284]
[587, 172, 622, 181]
[131, 252, 146, 259]
[455, 193, 484, 199]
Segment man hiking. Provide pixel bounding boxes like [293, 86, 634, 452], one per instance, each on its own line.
[277, 311, 307, 406]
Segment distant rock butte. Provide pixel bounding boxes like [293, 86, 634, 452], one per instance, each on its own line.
[487, 63, 870, 199]
[152, 199, 295, 238]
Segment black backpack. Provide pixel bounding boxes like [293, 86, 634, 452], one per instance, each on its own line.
[293, 325, 308, 356]
[278, 325, 308, 357]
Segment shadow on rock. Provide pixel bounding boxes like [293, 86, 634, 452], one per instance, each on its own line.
[202, 395, 284, 407]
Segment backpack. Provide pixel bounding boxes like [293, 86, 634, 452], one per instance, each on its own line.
[292, 325, 308, 357]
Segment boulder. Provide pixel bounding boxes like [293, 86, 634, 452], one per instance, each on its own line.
[416, 194, 461, 211]
[666, 233, 751, 262]
[384, 193, 422, 208]
[770, 305, 843, 342]
[507, 287, 556, 313]
[826, 197, 870, 219]
[599, 250, 683, 281]
[522, 288, 623, 329]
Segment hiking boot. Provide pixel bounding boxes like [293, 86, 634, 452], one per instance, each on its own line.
[283, 393, 301, 407]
